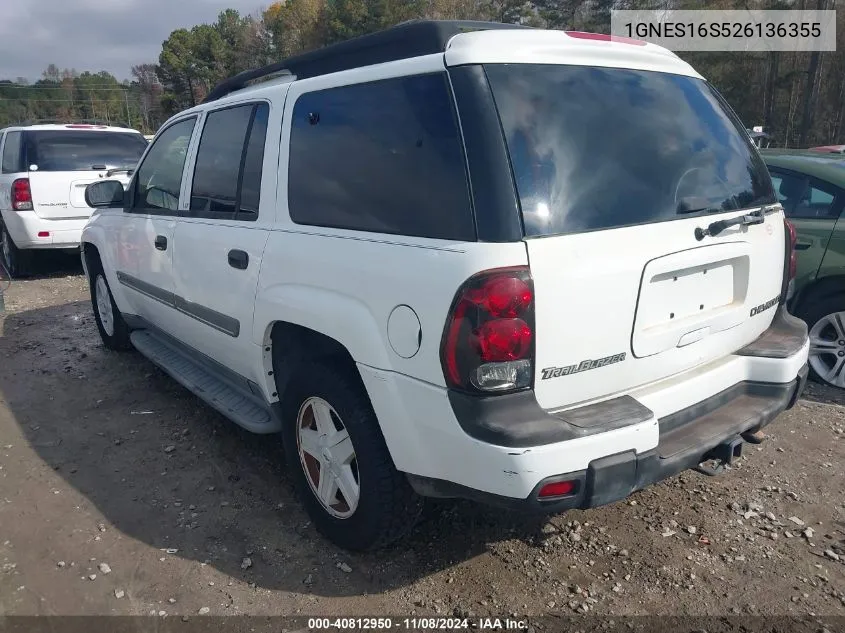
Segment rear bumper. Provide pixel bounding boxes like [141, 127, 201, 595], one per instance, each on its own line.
[0, 210, 88, 249]
[407, 363, 808, 512]
[360, 306, 809, 504]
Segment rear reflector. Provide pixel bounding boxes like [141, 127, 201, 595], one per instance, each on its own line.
[538, 480, 577, 499]
[37, 231, 50, 238]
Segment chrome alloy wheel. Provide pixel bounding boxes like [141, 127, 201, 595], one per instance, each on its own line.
[296, 396, 360, 518]
[809, 310, 845, 388]
[94, 274, 115, 337]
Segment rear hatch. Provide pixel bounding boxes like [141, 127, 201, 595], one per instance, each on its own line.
[24, 129, 146, 219]
[485, 63, 785, 411]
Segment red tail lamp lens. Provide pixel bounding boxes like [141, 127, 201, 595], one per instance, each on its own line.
[476, 319, 532, 362]
[785, 219, 797, 280]
[482, 276, 533, 318]
[441, 267, 535, 393]
[12, 178, 33, 210]
[538, 480, 576, 499]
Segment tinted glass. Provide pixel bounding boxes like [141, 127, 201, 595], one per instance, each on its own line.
[134, 117, 196, 212]
[485, 64, 776, 237]
[239, 103, 269, 216]
[26, 131, 147, 172]
[190, 105, 253, 218]
[770, 170, 839, 219]
[288, 73, 474, 240]
[1, 132, 22, 173]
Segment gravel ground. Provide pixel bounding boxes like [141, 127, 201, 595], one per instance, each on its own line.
[0, 259, 843, 620]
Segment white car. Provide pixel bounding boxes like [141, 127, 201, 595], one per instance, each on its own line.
[0, 123, 147, 276]
[79, 21, 810, 551]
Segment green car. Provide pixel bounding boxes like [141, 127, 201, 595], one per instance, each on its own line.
[761, 150, 845, 388]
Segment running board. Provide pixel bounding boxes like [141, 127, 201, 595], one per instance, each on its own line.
[130, 329, 281, 434]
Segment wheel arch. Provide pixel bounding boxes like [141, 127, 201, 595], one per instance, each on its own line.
[80, 240, 100, 277]
[267, 320, 364, 401]
[255, 285, 392, 408]
[791, 274, 845, 319]
[79, 220, 135, 315]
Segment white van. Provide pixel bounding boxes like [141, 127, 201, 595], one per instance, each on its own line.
[0, 123, 147, 276]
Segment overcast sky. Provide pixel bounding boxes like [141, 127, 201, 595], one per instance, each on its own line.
[0, 0, 264, 82]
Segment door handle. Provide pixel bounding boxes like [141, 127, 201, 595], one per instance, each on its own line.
[795, 241, 812, 251]
[154, 235, 167, 251]
[228, 249, 249, 270]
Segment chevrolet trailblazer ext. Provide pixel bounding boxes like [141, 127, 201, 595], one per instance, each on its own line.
[79, 21, 809, 550]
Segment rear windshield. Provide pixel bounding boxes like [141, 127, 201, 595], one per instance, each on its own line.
[485, 64, 776, 237]
[25, 131, 148, 172]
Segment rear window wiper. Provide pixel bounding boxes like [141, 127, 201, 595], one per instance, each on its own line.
[105, 166, 135, 177]
[694, 205, 779, 241]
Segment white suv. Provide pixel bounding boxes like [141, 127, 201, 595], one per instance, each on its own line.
[0, 122, 147, 276]
[79, 21, 810, 551]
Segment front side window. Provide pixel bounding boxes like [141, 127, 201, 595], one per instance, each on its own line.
[2, 132, 23, 173]
[288, 73, 475, 241]
[485, 64, 776, 237]
[25, 131, 147, 172]
[132, 118, 196, 213]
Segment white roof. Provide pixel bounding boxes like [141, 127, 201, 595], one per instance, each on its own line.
[445, 29, 702, 79]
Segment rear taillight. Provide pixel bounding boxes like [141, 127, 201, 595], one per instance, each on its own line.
[12, 178, 33, 211]
[441, 266, 535, 393]
[785, 218, 797, 280]
[780, 217, 797, 305]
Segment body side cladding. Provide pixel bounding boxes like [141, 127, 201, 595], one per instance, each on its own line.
[116, 271, 240, 337]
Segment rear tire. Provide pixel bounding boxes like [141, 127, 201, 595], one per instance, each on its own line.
[800, 294, 845, 389]
[88, 260, 132, 351]
[0, 221, 33, 278]
[280, 360, 422, 551]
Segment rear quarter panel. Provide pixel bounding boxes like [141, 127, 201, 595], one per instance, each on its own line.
[253, 235, 529, 385]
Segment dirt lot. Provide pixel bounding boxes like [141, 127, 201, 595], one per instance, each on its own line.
[0, 259, 844, 620]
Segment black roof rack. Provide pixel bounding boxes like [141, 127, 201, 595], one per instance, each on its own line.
[7, 118, 131, 128]
[203, 19, 531, 103]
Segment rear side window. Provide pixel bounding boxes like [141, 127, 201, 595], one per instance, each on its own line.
[190, 102, 268, 220]
[24, 131, 147, 172]
[1, 132, 22, 173]
[288, 73, 475, 241]
[769, 169, 840, 219]
[485, 64, 776, 237]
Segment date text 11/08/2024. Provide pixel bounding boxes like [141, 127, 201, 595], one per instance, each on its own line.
[307, 617, 530, 630]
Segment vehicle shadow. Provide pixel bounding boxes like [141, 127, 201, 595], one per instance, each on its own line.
[800, 377, 845, 406]
[0, 300, 552, 598]
[23, 250, 84, 279]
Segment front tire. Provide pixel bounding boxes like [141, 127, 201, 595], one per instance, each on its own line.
[280, 361, 422, 550]
[0, 221, 33, 278]
[801, 294, 845, 388]
[89, 263, 132, 351]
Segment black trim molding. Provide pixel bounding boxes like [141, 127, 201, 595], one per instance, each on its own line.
[116, 271, 240, 337]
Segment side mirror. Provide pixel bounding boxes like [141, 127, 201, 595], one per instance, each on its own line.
[85, 180, 125, 208]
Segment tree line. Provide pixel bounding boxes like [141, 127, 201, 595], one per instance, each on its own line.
[1, 0, 843, 147]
